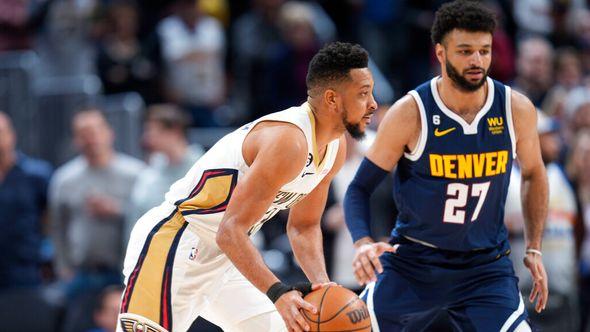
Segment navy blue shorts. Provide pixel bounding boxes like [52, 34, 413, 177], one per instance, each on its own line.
[360, 238, 530, 332]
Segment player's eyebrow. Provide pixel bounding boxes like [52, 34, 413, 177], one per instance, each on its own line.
[359, 83, 371, 89]
[457, 43, 491, 48]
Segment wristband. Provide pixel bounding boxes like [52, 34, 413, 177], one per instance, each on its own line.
[525, 248, 542, 256]
[266, 282, 292, 303]
[266, 281, 313, 303]
[291, 282, 313, 296]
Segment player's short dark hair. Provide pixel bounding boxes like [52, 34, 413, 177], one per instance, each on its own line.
[146, 104, 191, 137]
[306, 42, 369, 92]
[431, 0, 496, 45]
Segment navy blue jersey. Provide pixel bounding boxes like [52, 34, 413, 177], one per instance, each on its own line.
[392, 77, 516, 251]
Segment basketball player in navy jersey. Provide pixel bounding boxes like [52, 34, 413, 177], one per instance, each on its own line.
[344, 1, 548, 331]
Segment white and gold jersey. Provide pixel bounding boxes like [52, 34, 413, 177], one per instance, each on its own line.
[119, 103, 340, 332]
[164, 102, 340, 239]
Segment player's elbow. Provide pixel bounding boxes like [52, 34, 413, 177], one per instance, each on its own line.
[521, 162, 547, 183]
[287, 220, 317, 239]
[216, 220, 235, 251]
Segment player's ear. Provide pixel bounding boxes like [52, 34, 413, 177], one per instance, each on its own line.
[435, 43, 445, 64]
[323, 88, 339, 111]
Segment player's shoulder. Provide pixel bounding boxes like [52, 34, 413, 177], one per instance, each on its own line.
[507, 88, 537, 122]
[394, 94, 420, 113]
[257, 121, 307, 148]
[380, 94, 420, 128]
[246, 121, 308, 166]
[509, 88, 535, 109]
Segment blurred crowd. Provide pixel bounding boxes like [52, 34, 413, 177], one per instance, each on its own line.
[2, 0, 590, 331]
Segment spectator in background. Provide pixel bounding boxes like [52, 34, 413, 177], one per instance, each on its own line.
[567, 130, 590, 331]
[0, 112, 53, 289]
[126, 104, 204, 239]
[399, 1, 445, 93]
[87, 285, 124, 332]
[96, 0, 164, 105]
[49, 109, 144, 299]
[263, 1, 322, 112]
[486, 0, 516, 83]
[36, 0, 101, 77]
[231, 0, 284, 121]
[357, 0, 406, 81]
[513, 37, 554, 107]
[542, 47, 583, 122]
[555, 47, 583, 91]
[0, 0, 50, 51]
[157, 0, 226, 127]
[570, 9, 590, 76]
[513, 0, 554, 38]
[505, 112, 578, 331]
[572, 101, 590, 133]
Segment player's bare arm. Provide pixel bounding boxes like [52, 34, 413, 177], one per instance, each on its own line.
[511, 90, 549, 313]
[349, 95, 421, 285]
[364, 95, 421, 174]
[287, 135, 347, 285]
[216, 121, 316, 332]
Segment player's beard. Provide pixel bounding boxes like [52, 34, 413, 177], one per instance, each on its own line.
[446, 58, 488, 92]
[342, 106, 365, 140]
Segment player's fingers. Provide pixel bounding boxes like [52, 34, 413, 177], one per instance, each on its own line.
[291, 306, 309, 331]
[353, 260, 369, 285]
[524, 257, 540, 282]
[367, 250, 384, 274]
[375, 242, 396, 255]
[283, 315, 299, 332]
[298, 298, 317, 314]
[534, 281, 545, 313]
[311, 282, 337, 291]
[540, 267, 549, 311]
[529, 281, 540, 304]
[285, 312, 302, 332]
[536, 261, 547, 281]
[359, 255, 377, 282]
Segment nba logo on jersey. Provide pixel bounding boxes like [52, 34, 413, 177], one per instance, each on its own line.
[189, 247, 198, 260]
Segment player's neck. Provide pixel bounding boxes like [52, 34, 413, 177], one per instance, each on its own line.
[307, 101, 340, 150]
[437, 76, 488, 117]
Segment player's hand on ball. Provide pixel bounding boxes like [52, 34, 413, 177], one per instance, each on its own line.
[523, 252, 548, 313]
[352, 242, 397, 286]
[275, 290, 317, 332]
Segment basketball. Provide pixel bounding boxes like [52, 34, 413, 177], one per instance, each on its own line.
[302, 286, 371, 332]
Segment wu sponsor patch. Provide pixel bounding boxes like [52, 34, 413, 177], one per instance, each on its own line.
[487, 117, 504, 135]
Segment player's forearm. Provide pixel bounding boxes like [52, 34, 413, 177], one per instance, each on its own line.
[288, 223, 330, 283]
[216, 222, 280, 293]
[521, 166, 548, 249]
[344, 157, 388, 242]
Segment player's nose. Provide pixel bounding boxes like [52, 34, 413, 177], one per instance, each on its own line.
[469, 52, 483, 67]
[368, 93, 378, 111]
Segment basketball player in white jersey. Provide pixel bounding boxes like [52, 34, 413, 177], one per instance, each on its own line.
[117, 42, 377, 332]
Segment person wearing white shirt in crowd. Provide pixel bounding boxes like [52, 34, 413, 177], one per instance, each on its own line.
[505, 111, 578, 331]
[157, 0, 225, 126]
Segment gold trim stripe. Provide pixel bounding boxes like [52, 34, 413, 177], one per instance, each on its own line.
[125, 212, 186, 328]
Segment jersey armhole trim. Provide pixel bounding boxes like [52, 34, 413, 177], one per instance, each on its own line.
[404, 90, 428, 161]
[505, 86, 517, 158]
[239, 119, 308, 169]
